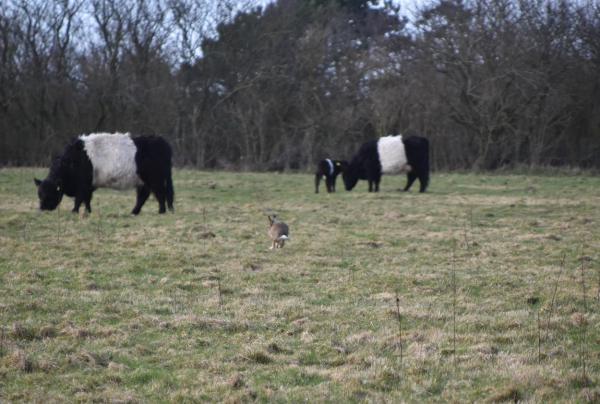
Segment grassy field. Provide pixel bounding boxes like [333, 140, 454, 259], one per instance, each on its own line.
[1, 168, 599, 402]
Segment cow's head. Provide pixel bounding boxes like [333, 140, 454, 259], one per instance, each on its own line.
[342, 165, 358, 191]
[34, 178, 63, 211]
[338, 160, 349, 172]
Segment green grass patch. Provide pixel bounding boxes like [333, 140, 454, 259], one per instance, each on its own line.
[0, 168, 599, 401]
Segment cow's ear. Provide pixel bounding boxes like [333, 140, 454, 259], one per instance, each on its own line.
[34, 178, 42, 187]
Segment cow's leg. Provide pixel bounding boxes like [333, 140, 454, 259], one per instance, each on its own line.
[132, 186, 151, 215]
[153, 185, 167, 214]
[331, 176, 336, 192]
[368, 174, 381, 192]
[404, 172, 418, 192]
[315, 173, 321, 193]
[84, 191, 93, 213]
[326, 176, 334, 193]
[73, 188, 92, 213]
[418, 173, 428, 193]
[72, 197, 83, 213]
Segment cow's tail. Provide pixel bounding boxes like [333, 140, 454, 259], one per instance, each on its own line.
[419, 138, 430, 193]
[166, 167, 175, 212]
[164, 140, 175, 211]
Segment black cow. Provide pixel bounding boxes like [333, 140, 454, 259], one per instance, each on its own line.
[343, 135, 429, 192]
[34, 132, 174, 214]
[315, 159, 348, 193]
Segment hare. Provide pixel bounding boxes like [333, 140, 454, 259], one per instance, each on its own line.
[268, 215, 289, 249]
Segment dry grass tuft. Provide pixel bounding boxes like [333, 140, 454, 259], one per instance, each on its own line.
[37, 358, 57, 372]
[474, 344, 499, 358]
[579, 388, 600, 403]
[39, 325, 57, 339]
[62, 324, 92, 339]
[243, 262, 262, 272]
[108, 361, 128, 372]
[172, 315, 249, 332]
[11, 322, 37, 340]
[244, 350, 273, 364]
[568, 373, 593, 389]
[570, 312, 588, 327]
[69, 350, 110, 368]
[487, 385, 523, 403]
[346, 331, 375, 345]
[7, 350, 35, 372]
[228, 373, 246, 389]
[267, 342, 287, 354]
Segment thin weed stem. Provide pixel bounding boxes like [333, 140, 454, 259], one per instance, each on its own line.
[597, 266, 600, 304]
[22, 221, 29, 242]
[203, 207, 207, 251]
[580, 254, 588, 312]
[545, 253, 566, 340]
[452, 249, 457, 369]
[217, 276, 223, 307]
[537, 309, 541, 363]
[579, 252, 588, 380]
[395, 292, 403, 374]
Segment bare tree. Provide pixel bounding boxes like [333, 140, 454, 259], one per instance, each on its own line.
[1, 0, 599, 169]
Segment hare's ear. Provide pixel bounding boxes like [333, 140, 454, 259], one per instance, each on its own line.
[267, 215, 273, 225]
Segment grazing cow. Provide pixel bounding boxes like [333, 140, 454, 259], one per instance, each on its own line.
[343, 135, 429, 193]
[315, 159, 348, 193]
[34, 132, 174, 214]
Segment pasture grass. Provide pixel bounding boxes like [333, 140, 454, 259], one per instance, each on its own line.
[1, 168, 599, 402]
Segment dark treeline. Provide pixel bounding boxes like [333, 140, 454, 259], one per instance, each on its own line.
[1, 0, 599, 170]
